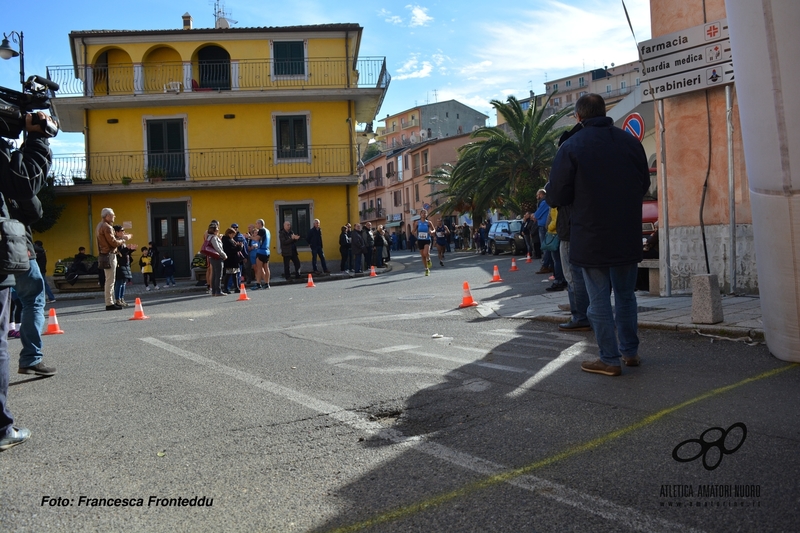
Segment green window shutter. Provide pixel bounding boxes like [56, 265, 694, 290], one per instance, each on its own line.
[274, 41, 305, 76]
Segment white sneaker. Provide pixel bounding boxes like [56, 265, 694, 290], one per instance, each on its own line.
[146, 286, 151, 291]
[155, 286, 160, 290]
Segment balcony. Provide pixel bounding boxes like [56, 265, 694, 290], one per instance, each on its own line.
[48, 57, 391, 130]
[400, 118, 418, 129]
[49, 144, 355, 187]
[48, 57, 390, 96]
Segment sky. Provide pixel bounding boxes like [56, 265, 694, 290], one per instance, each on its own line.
[1, 0, 651, 155]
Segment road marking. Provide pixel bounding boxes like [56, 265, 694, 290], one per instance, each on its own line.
[372, 345, 420, 353]
[141, 336, 767, 533]
[506, 341, 592, 398]
[328, 364, 796, 533]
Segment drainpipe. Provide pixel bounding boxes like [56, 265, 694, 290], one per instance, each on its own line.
[659, 99, 671, 296]
[345, 31, 350, 88]
[88, 195, 94, 255]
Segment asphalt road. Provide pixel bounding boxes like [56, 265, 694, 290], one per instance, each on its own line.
[1, 251, 796, 532]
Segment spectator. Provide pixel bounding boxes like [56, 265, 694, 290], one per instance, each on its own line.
[534, 189, 553, 273]
[351, 223, 365, 273]
[339, 225, 352, 272]
[221, 227, 242, 294]
[362, 222, 375, 268]
[547, 93, 650, 376]
[160, 254, 176, 287]
[279, 221, 301, 280]
[96, 207, 132, 311]
[113, 225, 137, 307]
[308, 219, 330, 274]
[138, 247, 159, 291]
[205, 224, 226, 296]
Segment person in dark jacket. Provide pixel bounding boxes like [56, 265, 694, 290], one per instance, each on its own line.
[221, 228, 243, 293]
[350, 223, 365, 273]
[307, 219, 330, 274]
[279, 221, 302, 280]
[547, 93, 650, 376]
[339, 225, 352, 272]
[34, 241, 56, 303]
[0, 111, 58, 451]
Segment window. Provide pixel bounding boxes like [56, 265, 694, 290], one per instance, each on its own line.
[273, 41, 305, 76]
[393, 190, 402, 206]
[280, 204, 310, 246]
[565, 80, 572, 88]
[404, 154, 410, 170]
[422, 151, 428, 174]
[579, 76, 585, 87]
[566, 93, 572, 103]
[275, 114, 308, 159]
[397, 156, 404, 181]
[146, 118, 185, 179]
[606, 85, 612, 93]
[553, 97, 561, 107]
[621, 80, 627, 89]
[553, 83, 558, 91]
[387, 161, 395, 178]
[635, 77, 640, 86]
[414, 184, 420, 202]
[375, 166, 383, 184]
[369, 199, 374, 210]
[413, 154, 421, 177]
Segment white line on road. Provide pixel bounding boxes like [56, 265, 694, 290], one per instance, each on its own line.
[506, 341, 592, 399]
[141, 336, 702, 533]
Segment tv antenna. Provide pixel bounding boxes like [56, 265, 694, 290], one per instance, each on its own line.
[213, 0, 237, 29]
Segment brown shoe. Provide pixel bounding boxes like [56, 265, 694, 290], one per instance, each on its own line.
[622, 355, 641, 367]
[535, 267, 553, 274]
[580, 359, 621, 376]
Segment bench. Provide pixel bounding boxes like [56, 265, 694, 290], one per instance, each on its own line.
[639, 259, 660, 295]
[52, 274, 102, 292]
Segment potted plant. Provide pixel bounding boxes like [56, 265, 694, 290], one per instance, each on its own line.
[121, 176, 133, 185]
[146, 167, 166, 183]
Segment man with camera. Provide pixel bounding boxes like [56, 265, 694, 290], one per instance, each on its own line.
[0, 110, 58, 451]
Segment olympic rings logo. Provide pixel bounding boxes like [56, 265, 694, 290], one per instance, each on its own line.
[672, 422, 747, 471]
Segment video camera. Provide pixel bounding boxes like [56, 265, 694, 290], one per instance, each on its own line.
[0, 75, 59, 139]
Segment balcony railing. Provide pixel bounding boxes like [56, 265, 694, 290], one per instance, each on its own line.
[47, 57, 391, 97]
[49, 144, 355, 185]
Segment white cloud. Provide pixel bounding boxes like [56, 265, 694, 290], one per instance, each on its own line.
[378, 8, 403, 25]
[406, 5, 433, 27]
[395, 55, 434, 80]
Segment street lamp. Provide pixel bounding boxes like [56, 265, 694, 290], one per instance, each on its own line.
[0, 30, 24, 89]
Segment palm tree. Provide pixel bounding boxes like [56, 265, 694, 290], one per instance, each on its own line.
[436, 94, 572, 219]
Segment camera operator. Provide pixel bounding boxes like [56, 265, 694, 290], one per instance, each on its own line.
[0, 110, 58, 452]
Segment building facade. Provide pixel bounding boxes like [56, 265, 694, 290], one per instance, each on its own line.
[46, 14, 389, 276]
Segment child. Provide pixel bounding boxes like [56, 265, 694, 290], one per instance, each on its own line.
[114, 225, 137, 306]
[161, 254, 176, 287]
[138, 247, 160, 290]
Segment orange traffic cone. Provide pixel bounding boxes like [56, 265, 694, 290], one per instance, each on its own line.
[238, 283, 250, 300]
[525, 253, 533, 264]
[43, 308, 64, 335]
[129, 298, 150, 320]
[370, 265, 377, 277]
[306, 274, 316, 288]
[510, 258, 519, 272]
[458, 281, 478, 308]
[490, 265, 503, 282]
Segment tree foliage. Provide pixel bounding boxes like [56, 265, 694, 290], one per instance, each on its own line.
[431, 94, 572, 222]
[31, 180, 67, 234]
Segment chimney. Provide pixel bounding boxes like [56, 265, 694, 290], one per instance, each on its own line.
[182, 13, 193, 30]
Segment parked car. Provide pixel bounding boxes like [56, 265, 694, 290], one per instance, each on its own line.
[487, 220, 526, 255]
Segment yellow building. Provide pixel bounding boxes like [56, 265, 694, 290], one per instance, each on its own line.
[48, 14, 389, 277]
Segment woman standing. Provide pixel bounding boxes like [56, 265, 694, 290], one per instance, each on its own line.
[413, 209, 433, 276]
[434, 218, 450, 267]
[221, 227, 242, 294]
[374, 225, 386, 268]
[206, 224, 227, 296]
[113, 225, 137, 307]
[339, 225, 351, 272]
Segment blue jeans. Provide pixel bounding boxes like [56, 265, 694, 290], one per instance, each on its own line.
[0, 288, 13, 436]
[114, 276, 127, 302]
[561, 241, 589, 324]
[353, 253, 362, 273]
[538, 226, 553, 268]
[15, 260, 46, 369]
[581, 264, 640, 365]
[44, 279, 55, 301]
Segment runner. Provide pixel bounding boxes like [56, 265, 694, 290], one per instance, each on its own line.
[434, 217, 450, 267]
[413, 209, 433, 276]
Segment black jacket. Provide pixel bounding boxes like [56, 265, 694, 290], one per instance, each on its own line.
[0, 133, 52, 287]
[547, 116, 650, 268]
[308, 226, 323, 248]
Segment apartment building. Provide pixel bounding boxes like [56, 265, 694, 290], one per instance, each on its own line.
[46, 13, 389, 275]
